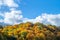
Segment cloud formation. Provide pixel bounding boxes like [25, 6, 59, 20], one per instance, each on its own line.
[0, 0, 60, 26]
[0, 0, 23, 25]
[0, 8, 23, 25]
[0, 0, 18, 7]
[23, 13, 60, 26]
[4, 8, 23, 25]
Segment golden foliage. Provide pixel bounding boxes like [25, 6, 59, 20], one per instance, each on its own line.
[0, 22, 60, 40]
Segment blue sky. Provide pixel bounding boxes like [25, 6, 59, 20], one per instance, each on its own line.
[0, 0, 60, 26]
[21, 0, 60, 18]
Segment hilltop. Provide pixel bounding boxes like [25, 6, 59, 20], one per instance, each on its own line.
[0, 22, 60, 40]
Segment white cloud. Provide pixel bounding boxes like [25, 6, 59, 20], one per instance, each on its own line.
[3, 8, 23, 25]
[0, 19, 4, 23]
[40, 13, 60, 26]
[0, 0, 60, 26]
[23, 13, 60, 26]
[0, 0, 18, 7]
[0, 11, 60, 26]
[0, 8, 23, 25]
[0, 0, 22, 25]
[0, 13, 4, 17]
[0, 0, 2, 6]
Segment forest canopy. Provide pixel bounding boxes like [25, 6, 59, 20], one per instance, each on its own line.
[0, 22, 60, 40]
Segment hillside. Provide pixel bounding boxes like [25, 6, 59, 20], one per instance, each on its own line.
[0, 22, 60, 40]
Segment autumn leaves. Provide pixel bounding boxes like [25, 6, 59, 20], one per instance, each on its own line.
[0, 22, 60, 40]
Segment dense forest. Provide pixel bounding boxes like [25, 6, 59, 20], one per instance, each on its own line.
[0, 22, 60, 40]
